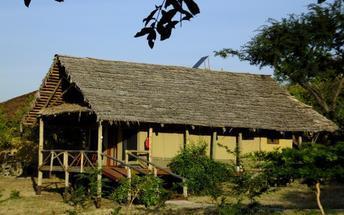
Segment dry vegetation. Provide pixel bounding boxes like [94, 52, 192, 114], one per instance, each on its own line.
[0, 91, 35, 119]
[0, 177, 343, 215]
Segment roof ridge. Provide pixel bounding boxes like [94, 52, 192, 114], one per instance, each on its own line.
[55, 54, 271, 78]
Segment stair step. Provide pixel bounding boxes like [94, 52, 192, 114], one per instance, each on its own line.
[102, 166, 173, 181]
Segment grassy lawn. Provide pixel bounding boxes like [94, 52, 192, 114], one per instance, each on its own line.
[0, 176, 343, 214]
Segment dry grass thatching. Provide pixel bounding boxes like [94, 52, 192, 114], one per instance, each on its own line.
[39, 103, 91, 116]
[24, 54, 338, 132]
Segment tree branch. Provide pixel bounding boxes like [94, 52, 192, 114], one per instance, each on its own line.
[299, 82, 330, 113]
[331, 76, 344, 110]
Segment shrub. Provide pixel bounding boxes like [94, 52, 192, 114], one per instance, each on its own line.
[65, 186, 88, 208]
[168, 142, 233, 196]
[112, 174, 167, 212]
[230, 170, 270, 203]
[64, 169, 107, 208]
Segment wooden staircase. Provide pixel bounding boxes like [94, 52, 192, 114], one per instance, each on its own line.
[102, 166, 170, 181]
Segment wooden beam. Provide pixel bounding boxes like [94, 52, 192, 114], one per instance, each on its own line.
[211, 131, 217, 160]
[63, 151, 70, 192]
[183, 178, 188, 198]
[236, 132, 242, 171]
[117, 127, 123, 161]
[148, 127, 153, 170]
[96, 121, 103, 208]
[298, 135, 303, 145]
[184, 129, 190, 149]
[37, 118, 44, 195]
[44, 79, 63, 108]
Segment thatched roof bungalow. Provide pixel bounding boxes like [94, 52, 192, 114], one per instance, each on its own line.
[24, 55, 336, 132]
[24, 55, 337, 199]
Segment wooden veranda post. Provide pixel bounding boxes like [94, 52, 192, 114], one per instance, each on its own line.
[184, 129, 190, 149]
[183, 178, 188, 198]
[148, 127, 153, 170]
[63, 151, 69, 192]
[96, 121, 103, 208]
[37, 118, 44, 195]
[236, 132, 242, 172]
[211, 131, 217, 160]
[298, 135, 303, 145]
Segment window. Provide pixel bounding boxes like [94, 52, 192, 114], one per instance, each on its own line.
[267, 138, 279, 145]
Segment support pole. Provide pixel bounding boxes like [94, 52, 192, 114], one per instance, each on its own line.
[96, 121, 103, 208]
[63, 151, 69, 193]
[37, 118, 44, 195]
[153, 167, 158, 177]
[125, 150, 128, 169]
[298, 135, 303, 145]
[184, 129, 189, 149]
[236, 132, 242, 172]
[211, 131, 217, 160]
[148, 127, 153, 170]
[127, 168, 132, 201]
[117, 127, 123, 162]
[80, 151, 84, 173]
[183, 178, 188, 198]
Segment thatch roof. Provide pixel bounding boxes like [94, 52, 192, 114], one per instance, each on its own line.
[30, 54, 338, 132]
[39, 103, 92, 116]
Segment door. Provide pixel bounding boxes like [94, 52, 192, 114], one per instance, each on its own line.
[105, 125, 117, 166]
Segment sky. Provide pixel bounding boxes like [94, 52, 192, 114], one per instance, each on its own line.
[0, 0, 316, 102]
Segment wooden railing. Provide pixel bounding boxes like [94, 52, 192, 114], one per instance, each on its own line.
[125, 150, 188, 197]
[40, 149, 188, 197]
[41, 150, 98, 173]
[124, 150, 150, 168]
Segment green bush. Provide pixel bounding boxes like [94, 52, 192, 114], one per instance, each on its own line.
[65, 186, 88, 208]
[169, 142, 233, 196]
[64, 169, 107, 208]
[112, 175, 167, 208]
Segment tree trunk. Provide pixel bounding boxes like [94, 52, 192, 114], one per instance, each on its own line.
[315, 181, 326, 215]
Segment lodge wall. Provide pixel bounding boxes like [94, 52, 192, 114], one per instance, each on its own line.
[135, 129, 292, 167]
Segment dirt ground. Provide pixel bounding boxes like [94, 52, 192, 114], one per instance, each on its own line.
[0, 176, 343, 215]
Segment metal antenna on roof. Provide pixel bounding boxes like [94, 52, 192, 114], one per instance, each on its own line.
[192, 56, 209, 69]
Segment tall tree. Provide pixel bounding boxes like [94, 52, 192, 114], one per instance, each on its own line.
[216, 0, 344, 130]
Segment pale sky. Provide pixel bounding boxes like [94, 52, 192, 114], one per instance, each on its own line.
[0, 0, 317, 102]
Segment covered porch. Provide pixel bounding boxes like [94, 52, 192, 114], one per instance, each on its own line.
[35, 106, 187, 206]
